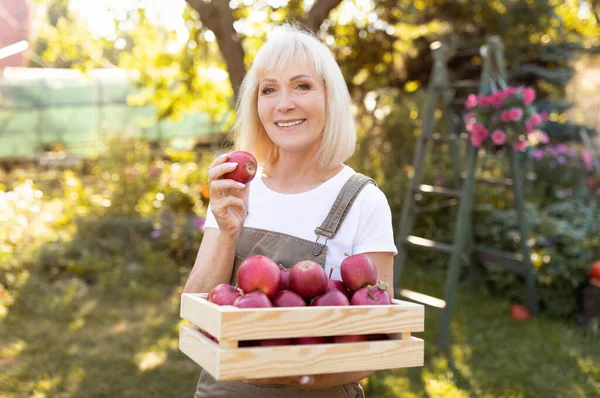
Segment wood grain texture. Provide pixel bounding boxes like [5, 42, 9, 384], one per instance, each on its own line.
[180, 294, 424, 340]
[180, 326, 424, 381]
[180, 293, 223, 338]
[179, 326, 218, 377]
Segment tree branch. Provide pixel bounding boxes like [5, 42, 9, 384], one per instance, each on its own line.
[186, 0, 246, 97]
[306, 0, 343, 32]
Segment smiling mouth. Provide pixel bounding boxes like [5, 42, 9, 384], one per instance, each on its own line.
[275, 120, 305, 127]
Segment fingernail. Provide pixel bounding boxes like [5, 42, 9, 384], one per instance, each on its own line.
[237, 182, 245, 189]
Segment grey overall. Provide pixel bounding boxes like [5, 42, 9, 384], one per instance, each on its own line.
[194, 173, 374, 398]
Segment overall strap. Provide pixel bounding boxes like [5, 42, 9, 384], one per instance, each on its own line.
[312, 173, 376, 255]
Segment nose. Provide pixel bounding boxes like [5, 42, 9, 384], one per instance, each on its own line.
[275, 91, 296, 112]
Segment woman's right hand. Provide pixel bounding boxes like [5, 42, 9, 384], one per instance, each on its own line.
[207, 154, 250, 238]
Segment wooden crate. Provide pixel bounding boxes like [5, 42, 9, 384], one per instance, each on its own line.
[179, 293, 425, 381]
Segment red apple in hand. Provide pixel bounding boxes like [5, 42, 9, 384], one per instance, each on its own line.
[341, 253, 378, 291]
[207, 284, 243, 306]
[237, 255, 281, 297]
[311, 289, 350, 306]
[289, 260, 328, 300]
[272, 290, 307, 307]
[233, 291, 273, 308]
[350, 282, 392, 305]
[223, 151, 257, 184]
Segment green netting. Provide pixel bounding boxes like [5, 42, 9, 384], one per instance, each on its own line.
[0, 68, 226, 159]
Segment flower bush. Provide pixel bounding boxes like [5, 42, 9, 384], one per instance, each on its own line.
[1, 139, 215, 298]
[474, 199, 600, 318]
[463, 86, 549, 151]
[529, 144, 600, 206]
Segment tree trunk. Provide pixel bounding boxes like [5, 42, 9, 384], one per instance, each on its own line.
[185, 0, 342, 98]
[186, 0, 246, 97]
[306, 0, 343, 32]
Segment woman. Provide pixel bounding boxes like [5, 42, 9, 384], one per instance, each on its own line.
[184, 23, 397, 398]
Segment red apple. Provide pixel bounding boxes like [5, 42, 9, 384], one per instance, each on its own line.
[350, 282, 391, 305]
[326, 268, 350, 298]
[294, 336, 332, 345]
[233, 291, 273, 308]
[255, 338, 293, 347]
[199, 329, 219, 343]
[237, 255, 281, 297]
[333, 335, 368, 343]
[590, 260, 600, 280]
[510, 304, 531, 321]
[311, 289, 350, 306]
[340, 253, 378, 291]
[367, 334, 390, 341]
[207, 283, 243, 306]
[272, 290, 307, 307]
[222, 151, 257, 184]
[289, 260, 328, 300]
[279, 266, 291, 291]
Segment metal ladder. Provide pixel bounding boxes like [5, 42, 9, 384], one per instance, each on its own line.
[393, 36, 539, 349]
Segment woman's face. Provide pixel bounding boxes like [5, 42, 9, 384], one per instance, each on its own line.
[257, 59, 326, 159]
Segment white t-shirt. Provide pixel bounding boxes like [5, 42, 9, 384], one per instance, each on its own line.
[204, 165, 398, 281]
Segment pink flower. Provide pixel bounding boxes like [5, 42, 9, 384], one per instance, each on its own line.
[491, 129, 506, 145]
[504, 87, 518, 96]
[555, 144, 567, 154]
[470, 123, 488, 147]
[501, 108, 523, 122]
[540, 110, 548, 121]
[463, 112, 475, 125]
[513, 140, 528, 152]
[539, 131, 549, 144]
[471, 123, 489, 137]
[582, 151, 593, 171]
[490, 92, 505, 108]
[479, 96, 491, 107]
[465, 94, 478, 109]
[471, 135, 484, 147]
[522, 87, 536, 105]
[527, 113, 542, 127]
[510, 108, 524, 121]
[532, 149, 545, 160]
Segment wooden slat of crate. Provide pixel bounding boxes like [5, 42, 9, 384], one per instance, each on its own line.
[180, 326, 424, 381]
[181, 293, 424, 341]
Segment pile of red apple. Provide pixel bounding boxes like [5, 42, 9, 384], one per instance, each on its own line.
[204, 253, 392, 347]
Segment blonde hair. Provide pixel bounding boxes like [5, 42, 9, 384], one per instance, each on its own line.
[232, 23, 356, 170]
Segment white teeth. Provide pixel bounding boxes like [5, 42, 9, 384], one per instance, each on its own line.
[276, 120, 304, 127]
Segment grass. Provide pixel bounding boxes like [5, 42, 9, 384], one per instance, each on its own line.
[0, 262, 599, 398]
